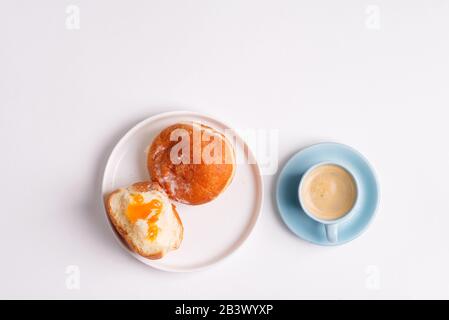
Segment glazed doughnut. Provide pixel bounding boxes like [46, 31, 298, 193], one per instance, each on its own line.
[147, 122, 236, 205]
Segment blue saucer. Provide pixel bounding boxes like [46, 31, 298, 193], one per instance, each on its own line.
[276, 142, 379, 246]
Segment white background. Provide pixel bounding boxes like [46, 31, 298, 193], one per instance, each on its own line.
[1, 0, 448, 299]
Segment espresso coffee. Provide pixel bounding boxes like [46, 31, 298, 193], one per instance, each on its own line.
[300, 164, 357, 221]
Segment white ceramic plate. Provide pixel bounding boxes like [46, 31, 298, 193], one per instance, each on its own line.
[102, 111, 263, 272]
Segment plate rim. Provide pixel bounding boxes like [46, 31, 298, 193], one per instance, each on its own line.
[101, 110, 264, 272]
[276, 141, 380, 246]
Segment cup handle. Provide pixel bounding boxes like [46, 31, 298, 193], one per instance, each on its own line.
[325, 224, 338, 243]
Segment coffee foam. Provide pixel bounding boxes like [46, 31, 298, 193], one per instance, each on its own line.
[300, 164, 357, 221]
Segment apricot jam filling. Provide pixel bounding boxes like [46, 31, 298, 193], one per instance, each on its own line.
[126, 194, 162, 241]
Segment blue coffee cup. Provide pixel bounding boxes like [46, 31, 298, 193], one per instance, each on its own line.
[298, 161, 359, 243]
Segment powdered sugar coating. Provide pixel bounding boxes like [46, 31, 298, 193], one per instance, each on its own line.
[147, 122, 236, 205]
